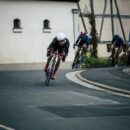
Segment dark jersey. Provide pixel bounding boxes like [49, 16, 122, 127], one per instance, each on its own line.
[48, 37, 70, 55]
[112, 35, 124, 47]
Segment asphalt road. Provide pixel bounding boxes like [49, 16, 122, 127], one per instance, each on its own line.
[0, 69, 130, 130]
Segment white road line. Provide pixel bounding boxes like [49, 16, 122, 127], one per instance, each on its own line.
[66, 70, 103, 91]
[0, 124, 15, 130]
[70, 91, 119, 104]
[66, 70, 130, 98]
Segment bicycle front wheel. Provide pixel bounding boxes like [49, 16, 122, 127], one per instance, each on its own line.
[45, 71, 51, 86]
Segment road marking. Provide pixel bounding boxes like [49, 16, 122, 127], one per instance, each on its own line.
[66, 70, 130, 98]
[0, 124, 15, 130]
[66, 70, 104, 91]
[70, 91, 119, 104]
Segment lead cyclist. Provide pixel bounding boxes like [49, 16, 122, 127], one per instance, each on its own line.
[44, 33, 70, 80]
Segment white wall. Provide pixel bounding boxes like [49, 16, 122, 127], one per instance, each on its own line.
[0, 1, 77, 64]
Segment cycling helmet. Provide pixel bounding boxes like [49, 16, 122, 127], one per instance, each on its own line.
[56, 33, 66, 41]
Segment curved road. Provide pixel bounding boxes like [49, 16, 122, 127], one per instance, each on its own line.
[0, 69, 130, 130]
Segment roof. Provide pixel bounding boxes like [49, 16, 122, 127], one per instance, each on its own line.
[43, 0, 79, 1]
[0, 0, 79, 2]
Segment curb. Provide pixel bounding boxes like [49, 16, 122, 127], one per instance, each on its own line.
[122, 68, 130, 75]
[76, 72, 130, 97]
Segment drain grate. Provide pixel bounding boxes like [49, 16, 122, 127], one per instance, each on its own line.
[39, 104, 130, 118]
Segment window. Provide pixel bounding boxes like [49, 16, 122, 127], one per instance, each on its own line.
[13, 18, 23, 33]
[43, 19, 50, 29]
[43, 19, 52, 33]
[13, 19, 22, 29]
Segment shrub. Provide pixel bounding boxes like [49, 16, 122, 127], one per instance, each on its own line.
[83, 56, 108, 68]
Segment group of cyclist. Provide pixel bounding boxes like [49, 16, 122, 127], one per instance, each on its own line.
[44, 31, 130, 80]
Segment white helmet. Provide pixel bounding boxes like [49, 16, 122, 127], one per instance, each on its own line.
[56, 33, 66, 41]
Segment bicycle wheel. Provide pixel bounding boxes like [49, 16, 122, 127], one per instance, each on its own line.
[45, 71, 51, 86]
[107, 56, 112, 67]
[107, 48, 115, 67]
[45, 58, 57, 86]
[72, 56, 81, 69]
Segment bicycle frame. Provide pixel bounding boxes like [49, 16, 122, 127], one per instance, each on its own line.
[72, 47, 85, 69]
[107, 47, 118, 67]
[45, 52, 58, 86]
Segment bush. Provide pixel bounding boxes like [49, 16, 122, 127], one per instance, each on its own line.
[83, 56, 108, 68]
[82, 54, 128, 68]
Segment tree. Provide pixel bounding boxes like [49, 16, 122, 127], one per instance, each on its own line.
[84, 0, 98, 57]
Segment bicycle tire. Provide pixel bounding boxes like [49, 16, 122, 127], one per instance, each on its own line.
[107, 48, 115, 67]
[72, 59, 79, 69]
[107, 56, 112, 67]
[72, 53, 83, 69]
[44, 58, 57, 86]
[45, 71, 51, 86]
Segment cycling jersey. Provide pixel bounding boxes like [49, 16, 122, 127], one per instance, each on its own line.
[112, 35, 124, 48]
[48, 37, 70, 56]
[76, 34, 91, 47]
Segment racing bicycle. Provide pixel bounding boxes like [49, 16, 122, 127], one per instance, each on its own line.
[72, 47, 85, 69]
[44, 51, 58, 86]
[107, 48, 118, 67]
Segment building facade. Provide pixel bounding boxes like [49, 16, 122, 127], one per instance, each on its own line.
[0, 0, 79, 64]
[79, 0, 130, 57]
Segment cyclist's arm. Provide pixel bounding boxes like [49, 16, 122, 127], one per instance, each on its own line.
[65, 39, 70, 56]
[48, 38, 56, 49]
[73, 35, 81, 48]
[47, 38, 57, 56]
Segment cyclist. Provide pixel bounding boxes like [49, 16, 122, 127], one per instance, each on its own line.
[110, 34, 124, 66]
[72, 31, 91, 68]
[44, 33, 70, 80]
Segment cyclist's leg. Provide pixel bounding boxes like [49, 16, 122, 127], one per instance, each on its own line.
[44, 48, 55, 72]
[81, 44, 87, 65]
[82, 43, 87, 54]
[115, 47, 122, 66]
[44, 55, 53, 72]
[115, 50, 119, 66]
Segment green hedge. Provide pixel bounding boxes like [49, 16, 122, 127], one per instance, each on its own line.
[82, 54, 128, 68]
[83, 56, 108, 67]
